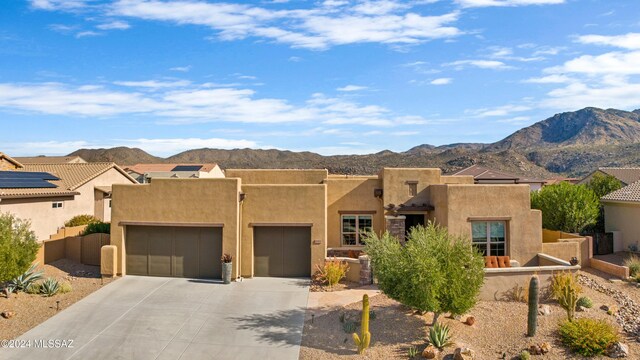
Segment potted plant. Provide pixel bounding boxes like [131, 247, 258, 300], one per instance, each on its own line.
[221, 253, 233, 284]
[570, 257, 579, 266]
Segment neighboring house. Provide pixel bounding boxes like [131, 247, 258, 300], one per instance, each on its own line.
[545, 177, 579, 185]
[14, 155, 87, 164]
[579, 167, 640, 187]
[602, 180, 640, 252]
[0, 162, 138, 240]
[124, 163, 225, 183]
[452, 164, 546, 191]
[0, 152, 24, 170]
[110, 167, 542, 280]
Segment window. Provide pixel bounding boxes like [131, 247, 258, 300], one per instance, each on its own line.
[471, 221, 506, 256]
[407, 181, 418, 196]
[341, 215, 372, 246]
[52, 201, 63, 209]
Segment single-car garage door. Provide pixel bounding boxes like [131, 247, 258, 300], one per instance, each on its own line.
[126, 226, 222, 279]
[254, 226, 311, 277]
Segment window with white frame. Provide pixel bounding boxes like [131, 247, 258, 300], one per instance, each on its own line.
[52, 201, 63, 209]
[471, 221, 506, 256]
[341, 214, 372, 246]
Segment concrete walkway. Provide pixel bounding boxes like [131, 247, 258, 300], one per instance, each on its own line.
[305, 285, 380, 320]
[2, 276, 309, 360]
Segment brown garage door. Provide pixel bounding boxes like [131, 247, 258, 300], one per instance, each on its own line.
[126, 226, 222, 279]
[254, 226, 311, 277]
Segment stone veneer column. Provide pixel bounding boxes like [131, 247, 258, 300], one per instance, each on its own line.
[385, 215, 406, 241]
[358, 255, 373, 286]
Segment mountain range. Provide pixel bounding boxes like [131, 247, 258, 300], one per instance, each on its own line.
[69, 107, 640, 178]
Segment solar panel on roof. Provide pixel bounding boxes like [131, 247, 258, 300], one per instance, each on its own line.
[0, 171, 60, 181]
[171, 165, 203, 171]
[0, 171, 59, 188]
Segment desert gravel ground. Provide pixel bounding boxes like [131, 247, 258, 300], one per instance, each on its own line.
[300, 270, 640, 359]
[0, 259, 117, 340]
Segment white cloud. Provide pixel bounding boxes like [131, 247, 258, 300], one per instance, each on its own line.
[523, 74, 573, 83]
[337, 85, 368, 92]
[169, 65, 191, 72]
[0, 81, 422, 127]
[469, 104, 531, 117]
[576, 33, 640, 50]
[548, 51, 640, 75]
[76, 30, 101, 38]
[430, 77, 452, 85]
[102, 0, 462, 50]
[540, 80, 640, 110]
[391, 131, 419, 136]
[444, 59, 513, 70]
[96, 20, 131, 30]
[456, 0, 564, 8]
[288, 56, 302, 62]
[30, 0, 87, 10]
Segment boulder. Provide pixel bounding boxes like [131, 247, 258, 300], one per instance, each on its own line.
[606, 342, 629, 358]
[453, 347, 475, 360]
[1, 311, 15, 319]
[577, 305, 588, 312]
[465, 316, 475, 326]
[538, 305, 551, 316]
[422, 345, 438, 359]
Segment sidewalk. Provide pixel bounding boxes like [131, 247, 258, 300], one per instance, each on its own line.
[305, 285, 380, 320]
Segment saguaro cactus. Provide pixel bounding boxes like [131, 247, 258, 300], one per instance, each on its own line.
[353, 294, 371, 354]
[527, 275, 539, 337]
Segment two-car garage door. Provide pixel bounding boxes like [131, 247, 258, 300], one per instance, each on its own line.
[126, 226, 222, 279]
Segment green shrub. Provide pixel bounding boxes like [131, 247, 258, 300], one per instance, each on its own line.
[519, 350, 531, 360]
[558, 318, 619, 356]
[64, 214, 98, 227]
[59, 281, 72, 294]
[83, 221, 110, 235]
[364, 223, 485, 321]
[530, 182, 599, 233]
[342, 321, 357, 333]
[551, 272, 582, 321]
[624, 254, 640, 277]
[314, 258, 349, 289]
[0, 212, 40, 284]
[7, 263, 44, 293]
[577, 296, 594, 309]
[428, 322, 452, 349]
[40, 277, 60, 297]
[25, 283, 41, 294]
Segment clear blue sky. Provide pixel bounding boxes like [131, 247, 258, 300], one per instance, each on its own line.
[1, 0, 639, 156]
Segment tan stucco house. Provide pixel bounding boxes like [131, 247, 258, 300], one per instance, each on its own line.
[110, 167, 543, 280]
[124, 163, 225, 184]
[0, 162, 138, 240]
[603, 180, 640, 252]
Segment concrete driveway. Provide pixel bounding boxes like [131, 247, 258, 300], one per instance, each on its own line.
[2, 276, 310, 360]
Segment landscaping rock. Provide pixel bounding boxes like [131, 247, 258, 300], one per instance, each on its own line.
[1, 311, 15, 319]
[465, 316, 475, 326]
[606, 342, 629, 358]
[538, 305, 551, 316]
[577, 305, 588, 312]
[453, 347, 475, 360]
[540, 342, 551, 354]
[422, 344, 438, 359]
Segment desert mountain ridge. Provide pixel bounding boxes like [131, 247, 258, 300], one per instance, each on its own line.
[68, 107, 640, 178]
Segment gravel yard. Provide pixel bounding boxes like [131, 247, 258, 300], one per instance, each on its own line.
[0, 259, 117, 340]
[300, 270, 640, 359]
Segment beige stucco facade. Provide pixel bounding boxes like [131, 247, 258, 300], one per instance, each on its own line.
[604, 201, 640, 251]
[0, 167, 135, 240]
[110, 167, 544, 279]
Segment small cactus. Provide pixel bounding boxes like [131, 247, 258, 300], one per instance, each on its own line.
[352, 294, 371, 354]
[527, 275, 539, 337]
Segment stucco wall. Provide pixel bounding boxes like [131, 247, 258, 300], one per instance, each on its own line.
[481, 266, 578, 301]
[440, 175, 475, 184]
[240, 184, 327, 277]
[226, 169, 328, 184]
[380, 168, 441, 206]
[604, 202, 640, 251]
[325, 177, 383, 248]
[111, 178, 242, 276]
[0, 167, 133, 241]
[430, 184, 543, 266]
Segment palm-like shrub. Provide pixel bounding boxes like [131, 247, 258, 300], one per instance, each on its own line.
[40, 278, 60, 297]
[7, 263, 44, 293]
[428, 322, 452, 349]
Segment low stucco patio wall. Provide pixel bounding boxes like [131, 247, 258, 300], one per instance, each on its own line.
[480, 254, 580, 301]
[590, 257, 629, 279]
[542, 236, 592, 267]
